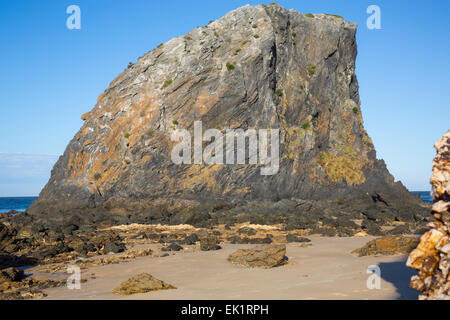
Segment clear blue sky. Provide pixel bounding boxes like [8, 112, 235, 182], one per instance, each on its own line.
[0, 0, 449, 196]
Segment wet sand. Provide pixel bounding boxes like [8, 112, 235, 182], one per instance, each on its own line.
[31, 236, 419, 300]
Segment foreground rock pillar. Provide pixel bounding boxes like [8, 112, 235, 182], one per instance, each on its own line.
[407, 130, 450, 300]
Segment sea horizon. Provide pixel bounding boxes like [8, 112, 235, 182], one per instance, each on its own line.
[0, 191, 433, 213]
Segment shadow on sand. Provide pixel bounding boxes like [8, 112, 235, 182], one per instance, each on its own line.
[378, 259, 420, 300]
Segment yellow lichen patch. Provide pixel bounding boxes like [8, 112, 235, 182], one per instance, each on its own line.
[317, 104, 372, 185]
[319, 151, 365, 185]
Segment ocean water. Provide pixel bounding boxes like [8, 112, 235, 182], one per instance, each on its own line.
[411, 191, 433, 204]
[0, 197, 37, 213]
[0, 192, 433, 213]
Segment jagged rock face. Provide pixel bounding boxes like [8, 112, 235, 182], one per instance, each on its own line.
[407, 130, 450, 300]
[29, 4, 426, 227]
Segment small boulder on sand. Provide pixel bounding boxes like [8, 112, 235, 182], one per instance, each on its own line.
[161, 243, 183, 252]
[352, 236, 419, 257]
[200, 243, 222, 251]
[228, 245, 287, 268]
[112, 273, 176, 295]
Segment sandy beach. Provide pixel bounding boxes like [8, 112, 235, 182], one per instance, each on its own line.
[29, 236, 419, 300]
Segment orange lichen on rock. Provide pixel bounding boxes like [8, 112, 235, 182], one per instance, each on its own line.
[194, 93, 218, 115]
[67, 92, 163, 188]
[81, 112, 91, 121]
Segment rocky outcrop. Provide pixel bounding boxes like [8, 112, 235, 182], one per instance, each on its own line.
[228, 244, 287, 268]
[352, 236, 418, 257]
[28, 4, 427, 229]
[112, 273, 176, 295]
[407, 130, 450, 300]
[0, 277, 64, 300]
[0, 211, 129, 269]
[0, 267, 24, 282]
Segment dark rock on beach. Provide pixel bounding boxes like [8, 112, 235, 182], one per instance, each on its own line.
[181, 233, 200, 245]
[237, 227, 257, 236]
[0, 252, 36, 270]
[386, 224, 411, 235]
[30, 244, 73, 260]
[200, 243, 222, 251]
[227, 236, 249, 244]
[0, 267, 25, 282]
[0, 277, 65, 300]
[103, 242, 126, 254]
[286, 234, 311, 243]
[161, 243, 183, 252]
[74, 242, 96, 256]
[247, 237, 273, 244]
[310, 227, 337, 237]
[361, 220, 384, 236]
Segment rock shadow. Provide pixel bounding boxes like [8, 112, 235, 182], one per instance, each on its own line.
[378, 259, 419, 300]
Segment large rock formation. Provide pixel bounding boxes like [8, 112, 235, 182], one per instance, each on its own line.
[407, 130, 450, 300]
[28, 4, 427, 229]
